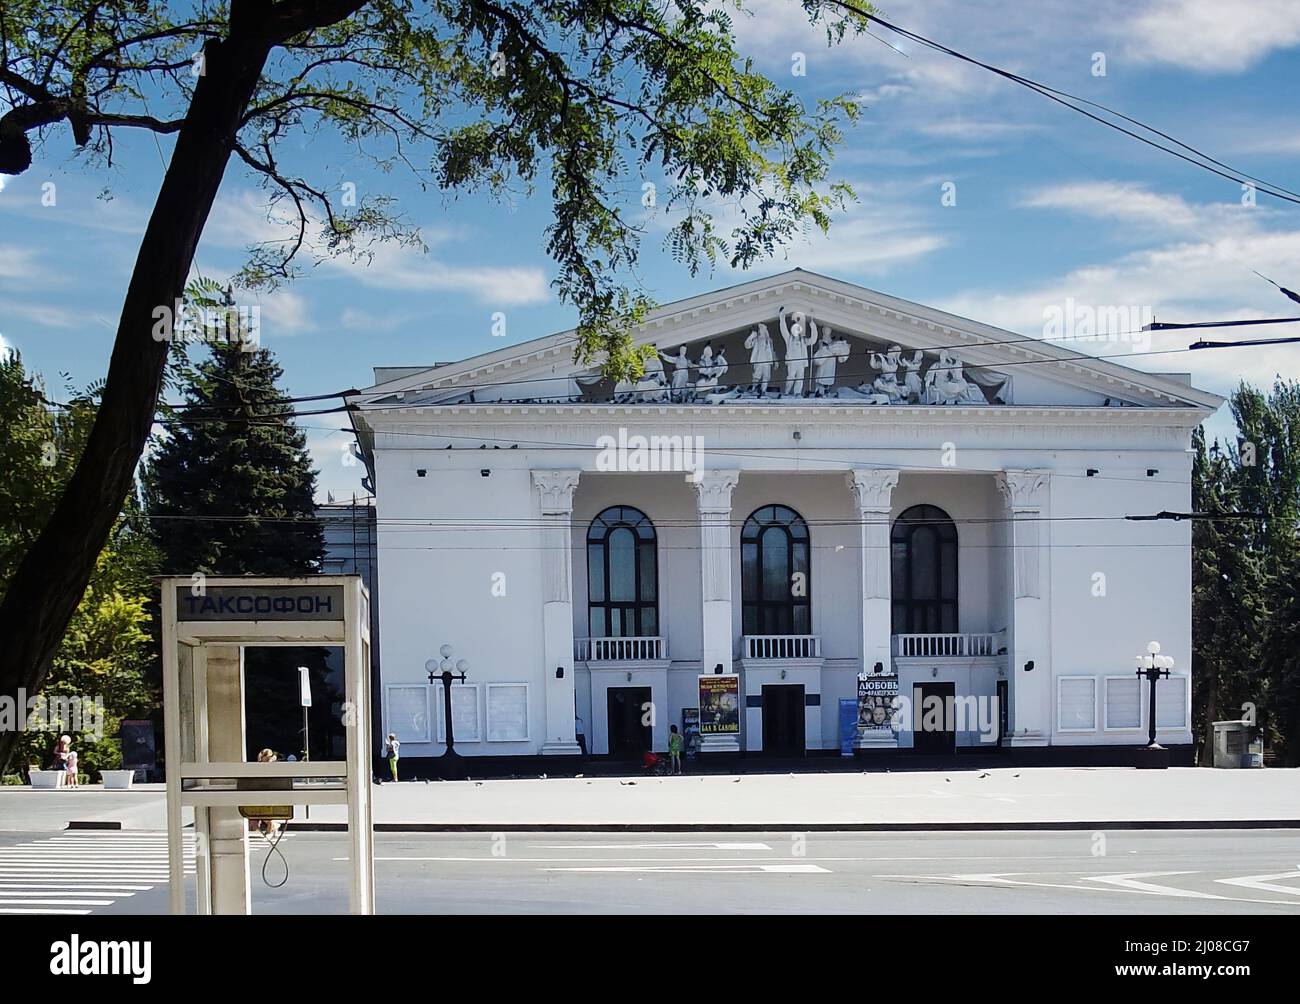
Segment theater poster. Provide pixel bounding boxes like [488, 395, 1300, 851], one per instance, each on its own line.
[698, 675, 740, 735]
[857, 674, 900, 732]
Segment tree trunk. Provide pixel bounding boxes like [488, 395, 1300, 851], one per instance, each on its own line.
[0, 36, 272, 773]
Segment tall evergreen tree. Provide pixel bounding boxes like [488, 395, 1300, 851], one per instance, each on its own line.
[1192, 380, 1300, 765]
[1191, 427, 1266, 764]
[142, 301, 330, 760]
[143, 309, 323, 576]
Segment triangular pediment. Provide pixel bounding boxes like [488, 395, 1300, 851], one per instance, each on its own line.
[350, 270, 1223, 412]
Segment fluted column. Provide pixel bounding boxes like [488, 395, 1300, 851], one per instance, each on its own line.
[997, 469, 1051, 746]
[693, 470, 740, 753]
[847, 469, 899, 750]
[533, 470, 582, 755]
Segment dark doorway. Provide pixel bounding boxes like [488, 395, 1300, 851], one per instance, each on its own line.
[996, 679, 1009, 747]
[606, 687, 653, 759]
[912, 682, 956, 754]
[761, 684, 806, 756]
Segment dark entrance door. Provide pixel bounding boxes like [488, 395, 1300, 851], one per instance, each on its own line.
[912, 682, 956, 754]
[607, 687, 652, 759]
[761, 684, 806, 756]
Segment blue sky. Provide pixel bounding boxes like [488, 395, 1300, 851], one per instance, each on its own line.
[2, 0, 1299, 500]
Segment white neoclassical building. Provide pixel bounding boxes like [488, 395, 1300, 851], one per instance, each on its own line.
[349, 270, 1220, 765]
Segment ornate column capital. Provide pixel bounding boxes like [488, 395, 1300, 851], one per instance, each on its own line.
[846, 468, 899, 511]
[997, 469, 1050, 510]
[532, 470, 581, 515]
[692, 469, 740, 513]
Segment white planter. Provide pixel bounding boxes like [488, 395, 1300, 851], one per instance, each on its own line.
[29, 770, 64, 789]
[100, 770, 135, 790]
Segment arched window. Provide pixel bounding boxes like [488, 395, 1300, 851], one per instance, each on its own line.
[741, 505, 810, 635]
[587, 506, 658, 637]
[891, 504, 958, 633]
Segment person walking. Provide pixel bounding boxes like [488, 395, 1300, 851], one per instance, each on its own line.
[384, 733, 400, 782]
[668, 724, 685, 775]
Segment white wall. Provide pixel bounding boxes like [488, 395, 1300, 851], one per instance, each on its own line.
[374, 452, 548, 755]
[370, 418, 1201, 754]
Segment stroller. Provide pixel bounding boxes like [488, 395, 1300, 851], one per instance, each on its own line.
[641, 750, 671, 776]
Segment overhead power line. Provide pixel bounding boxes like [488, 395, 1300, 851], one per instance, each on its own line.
[841, 4, 1300, 207]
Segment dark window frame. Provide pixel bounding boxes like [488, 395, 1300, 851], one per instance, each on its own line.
[891, 504, 958, 634]
[586, 505, 659, 638]
[741, 504, 811, 635]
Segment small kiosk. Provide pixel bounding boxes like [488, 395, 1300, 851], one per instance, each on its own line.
[160, 575, 375, 914]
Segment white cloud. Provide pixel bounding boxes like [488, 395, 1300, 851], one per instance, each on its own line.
[0, 299, 84, 329]
[255, 288, 314, 337]
[940, 184, 1300, 393]
[202, 190, 550, 306]
[320, 242, 550, 306]
[1018, 182, 1205, 229]
[0, 244, 50, 282]
[0, 329, 13, 356]
[1120, 0, 1300, 73]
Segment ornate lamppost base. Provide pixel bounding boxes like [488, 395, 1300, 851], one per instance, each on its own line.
[1133, 744, 1170, 770]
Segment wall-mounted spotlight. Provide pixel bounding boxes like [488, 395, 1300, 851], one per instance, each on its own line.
[555, 667, 564, 679]
[480, 469, 491, 477]
[931, 666, 939, 678]
[873, 661, 884, 675]
[626, 671, 632, 682]
[1147, 469, 1159, 477]
[416, 469, 427, 478]
[1024, 660, 1035, 673]
[1086, 468, 1099, 477]
[714, 663, 723, 675]
[780, 669, 787, 680]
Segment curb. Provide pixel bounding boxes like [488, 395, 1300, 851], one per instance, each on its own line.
[282, 819, 1300, 833]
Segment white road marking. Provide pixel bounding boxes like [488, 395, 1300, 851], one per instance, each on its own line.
[879, 871, 1300, 907]
[546, 864, 831, 874]
[530, 842, 773, 850]
[1081, 871, 1224, 900]
[0, 832, 190, 915]
[0, 907, 91, 915]
[0, 898, 116, 906]
[1216, 871, 1300, 896]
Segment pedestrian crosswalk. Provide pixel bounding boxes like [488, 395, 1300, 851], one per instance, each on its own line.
[0, 832, 195, 915]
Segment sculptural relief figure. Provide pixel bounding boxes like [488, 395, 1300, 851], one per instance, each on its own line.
[867, 344, 906, 404]
[744, 323, 776, 397]
[661, 344, 692, 401]
[900, 349, 925, 403]
[810, 330, 851, 396]
[635, 345, 668, 402]
[694, 343, 726, 395]
[778, 305, 813, 397]
[925, 349, 983, 405]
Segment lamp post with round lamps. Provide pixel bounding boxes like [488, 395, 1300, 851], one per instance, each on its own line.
[426, 644, 469, 778]
[1133, 641, 1174, 769]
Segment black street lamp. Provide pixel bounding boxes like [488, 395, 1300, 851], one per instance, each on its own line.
[426, 644, 469, 779]
[1133, 640, 1174, 769]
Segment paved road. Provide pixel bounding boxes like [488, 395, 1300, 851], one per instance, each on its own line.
[2, 829, 1298, 914]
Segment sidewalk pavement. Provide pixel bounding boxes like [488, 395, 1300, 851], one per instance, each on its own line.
[1, 768, 1296, 832]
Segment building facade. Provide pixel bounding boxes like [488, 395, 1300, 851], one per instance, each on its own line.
[349, 270, 1220, 763]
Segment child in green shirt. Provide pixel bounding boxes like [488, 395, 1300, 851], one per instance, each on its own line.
[668, 725, 685, 775]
